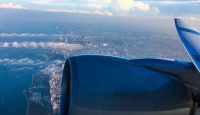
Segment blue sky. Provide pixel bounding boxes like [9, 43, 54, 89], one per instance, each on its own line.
[0, 0, 200, 18]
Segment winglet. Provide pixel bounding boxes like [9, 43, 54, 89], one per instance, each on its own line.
[175, 18, 200, 72]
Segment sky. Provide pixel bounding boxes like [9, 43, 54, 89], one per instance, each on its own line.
[0, 0, 200, 18]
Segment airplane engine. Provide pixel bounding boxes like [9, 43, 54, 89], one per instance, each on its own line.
[60, 55, 195, 115]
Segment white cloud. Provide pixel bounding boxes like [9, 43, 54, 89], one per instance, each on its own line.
[0, 3, 27, 9]
[29, 0, 63, 5]
[0, 58, 42, 65]
[2, 42, 9, 47]
[142, 0, 200, 4]
[46, 9, 113, 16]
[84, 0, 151, 11]
[0, 41, 82, 50]
[0, 33, 64, 37]
[116, 0, 150, 11]
[87, 0, 112, 3]
[0, 41, 82, 62]
[28, 0, 158, 16]
[132, 1, 150, 11]
[117, 0, 133, 10]
[82, 3, 105, 9]
[45, 0, 158, 16]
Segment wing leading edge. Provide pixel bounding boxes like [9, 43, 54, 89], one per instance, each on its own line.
[175, 18, 200, 72]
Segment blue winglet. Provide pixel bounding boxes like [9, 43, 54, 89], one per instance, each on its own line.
[175, 18, 200, 72]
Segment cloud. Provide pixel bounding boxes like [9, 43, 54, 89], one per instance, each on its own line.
[132, 1, 150, 11]
[87, 0, 112, 3]
[116, 0, 150, 11]
[117, 0, 133, 10]
[0, 33, 45, 37]
[0, 41, 82, 50]
[45, 0, 157, 16]
[28, 0, 64, 5]
[46, 9, 113, 16]
[140, 0, 200, 4]
[27, 0, 157, 16]
[7, 0, 199, 17]
[0, 58, 42, 65]
[0, 3, 27, 9]
[82, 3, 105, 9]
[0, 33, 73, 37]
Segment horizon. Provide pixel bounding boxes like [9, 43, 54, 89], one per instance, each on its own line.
[0, 0, 200, 18]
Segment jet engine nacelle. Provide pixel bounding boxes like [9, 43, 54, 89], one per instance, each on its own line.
[60, 55, 195, 115]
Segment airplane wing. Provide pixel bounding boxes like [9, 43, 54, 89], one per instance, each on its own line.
[175, 18, 200, 72]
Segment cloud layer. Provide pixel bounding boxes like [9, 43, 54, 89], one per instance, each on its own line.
[0, 41, 82, 50]
[46, 9, 113, 16]
[0, 58, 42, 65]
[140, 0, 200, 4]
[0, 1, 199, 20]
[30, 0, 158, 16]
[0, 2, 26, 9]
[116, 0, 150, 11]
[0, 33, 46, 37]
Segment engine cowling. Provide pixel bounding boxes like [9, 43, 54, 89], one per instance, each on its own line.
[60, 55, 194, 115]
